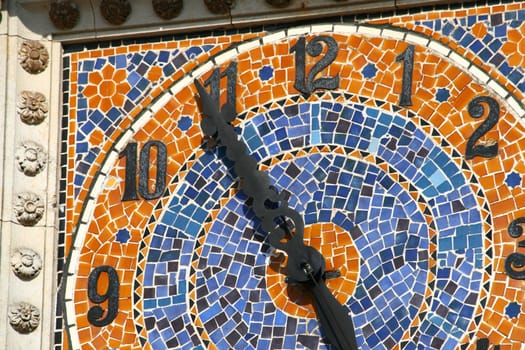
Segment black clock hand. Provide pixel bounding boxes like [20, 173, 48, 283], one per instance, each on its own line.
[306, 266, 358, 350]
[195, 80, 358, 350]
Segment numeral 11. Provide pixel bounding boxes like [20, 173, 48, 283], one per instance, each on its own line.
[204, 61, 237, 114]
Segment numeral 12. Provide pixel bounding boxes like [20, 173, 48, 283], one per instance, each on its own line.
[291, 36, 339, 95]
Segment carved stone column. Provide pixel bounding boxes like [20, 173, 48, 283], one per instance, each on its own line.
[0, 3, 59, 349]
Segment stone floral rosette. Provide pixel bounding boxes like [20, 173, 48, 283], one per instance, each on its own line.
[14, 192, 45, 226]
[100, 0, 131, 25]
[17, 91, 48, 125]
[203, 0, 235, 14]
[152, 0, 183, 20]
[18, 40, 49, 74]
[11, 248, 43, 281]
[15, 141, 47, 177]
[8, 302, 40, 334]
[49, 0, 80, 30]
[266, 0, 290, 7]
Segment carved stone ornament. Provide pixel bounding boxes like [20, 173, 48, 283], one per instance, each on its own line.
[49, 0, 80, 30]
[100, 0, 132, 25]
[17, 91, 48, 125]
[203, 0, 236, 14]
[8, 302, 40, 334]
[15, 141, 47, 177]
[14, 192, 45, 226]
[11, 248, 42, 281]
[152, 0, 183, 20]
[18, 40, 49, 74]
[265, 0, 290, 7]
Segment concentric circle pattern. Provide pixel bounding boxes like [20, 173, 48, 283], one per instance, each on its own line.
[140, 99, 489, 349]
[60, 10, 525, 349]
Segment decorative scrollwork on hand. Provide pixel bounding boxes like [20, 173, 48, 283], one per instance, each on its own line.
[196, 77, 358, 350]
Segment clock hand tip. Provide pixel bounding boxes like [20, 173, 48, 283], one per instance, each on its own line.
[194, 79, 219, 120]
[194, 78, 205, 96]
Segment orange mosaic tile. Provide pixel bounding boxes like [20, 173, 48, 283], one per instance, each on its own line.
[58, 3, 525, 350]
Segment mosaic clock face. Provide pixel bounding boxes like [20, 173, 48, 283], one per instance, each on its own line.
[60, 5, 525, 350]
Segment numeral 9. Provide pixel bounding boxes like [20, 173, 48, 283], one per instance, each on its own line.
[87, 265, 120, 327]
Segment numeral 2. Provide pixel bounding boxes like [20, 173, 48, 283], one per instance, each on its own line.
[395, 45, 415, 106]
[505, 218, 525, 280]
[87, 266, 119, 327]
[466, 96, 499, 160]
[120, 141, 167, 201]
[291, 36, 339, 95]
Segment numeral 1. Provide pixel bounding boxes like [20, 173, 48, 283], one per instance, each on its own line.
[120, 141, 167, 201]
[395, 44, 415, 106]
[87, 266, 119, 327]
[291, 36, 339, 95]
[204, 61, 237, 114]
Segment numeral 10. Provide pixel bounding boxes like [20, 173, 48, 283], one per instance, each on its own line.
[119, 141, 167, 201]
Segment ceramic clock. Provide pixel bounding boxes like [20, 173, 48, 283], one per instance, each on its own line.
[59, 6, 525, 350]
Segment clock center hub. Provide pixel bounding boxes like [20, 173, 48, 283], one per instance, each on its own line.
[265, 222, 360, 318]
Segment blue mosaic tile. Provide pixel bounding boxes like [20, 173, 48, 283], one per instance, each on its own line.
[140, 98, 486, 349]
[414, 10, 525, 95]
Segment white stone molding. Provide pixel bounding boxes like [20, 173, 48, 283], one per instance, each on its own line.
[1, 0, 61, 345]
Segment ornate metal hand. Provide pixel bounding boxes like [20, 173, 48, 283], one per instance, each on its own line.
[195, 80, 358, 350]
